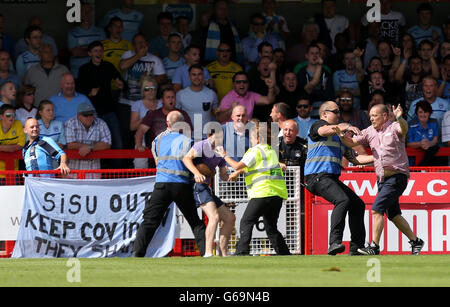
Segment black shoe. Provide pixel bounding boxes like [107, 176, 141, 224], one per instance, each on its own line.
[327, 243, 345, 256]
[410, 238, 424, 255]
[357, 241, 380, 255]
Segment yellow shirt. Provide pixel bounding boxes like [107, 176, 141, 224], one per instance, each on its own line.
[0, 120, 26, 171]
[206, 61, 243, 102]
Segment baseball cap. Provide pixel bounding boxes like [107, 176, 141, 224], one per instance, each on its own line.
[77, 102, 96, 116]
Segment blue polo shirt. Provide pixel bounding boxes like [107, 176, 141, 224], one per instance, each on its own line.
[408, 119, 439, 143]
[23, 136, 65, 172]
[49, 91, 95, 124]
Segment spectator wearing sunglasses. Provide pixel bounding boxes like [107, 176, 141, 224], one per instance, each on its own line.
[293, 95, 317, 140]
[0, 104, 26, 173]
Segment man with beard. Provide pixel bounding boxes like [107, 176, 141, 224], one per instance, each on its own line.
[135, 87, 192, 153]
[249, 56, 279, 121]
[408, 76, 449, 127]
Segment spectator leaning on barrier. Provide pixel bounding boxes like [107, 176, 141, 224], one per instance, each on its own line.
[336, 104, 425, 255]
[132, 111, 206, 257]
[64, 102, 111, 177]
[36, 100, 66, 149]
[0, 104, 26, 173]
[22, 118, 70, 176]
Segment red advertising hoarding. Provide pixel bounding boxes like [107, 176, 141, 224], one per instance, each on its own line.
[311, 172, 450, 255]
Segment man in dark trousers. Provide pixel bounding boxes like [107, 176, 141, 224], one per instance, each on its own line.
[304, 101, 373, 256]
[132, 111, 206, 257]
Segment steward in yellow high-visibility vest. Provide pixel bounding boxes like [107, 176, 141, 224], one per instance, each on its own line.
[218, 119, 291, 256]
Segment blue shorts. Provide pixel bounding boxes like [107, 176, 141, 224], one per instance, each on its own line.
[193, 183, 224, 208]
[372, 174, 407, 220]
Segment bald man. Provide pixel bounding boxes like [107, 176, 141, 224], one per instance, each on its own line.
[304, 101, 374, 256]
[222, 105, 252, 162]
[132, 110, 206, 257]
[336, 104, 425, 255]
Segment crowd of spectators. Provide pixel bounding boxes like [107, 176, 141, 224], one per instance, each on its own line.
[0, 0, 449, 174]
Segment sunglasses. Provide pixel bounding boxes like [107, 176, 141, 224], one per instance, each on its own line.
[325, 109, 341, 115]
[144, 86, 157, 91]
[218, 48, 231, 53]
[4, 112, 15, 118]
[235, 80, 249, 84]
[296, 104, 310, 109]
[25, 92, 35, 96]
[339, 97, 352, 102]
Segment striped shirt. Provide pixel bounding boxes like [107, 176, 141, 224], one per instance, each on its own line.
[38, 119, 66, 145]
[65, 117, 111, 176]
[15, 51, 40, 78]
[23, 136, 65, 173]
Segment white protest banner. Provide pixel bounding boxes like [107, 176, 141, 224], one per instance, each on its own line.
[12, 176, 176, 258]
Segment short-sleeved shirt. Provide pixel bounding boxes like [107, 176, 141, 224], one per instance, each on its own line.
[101, 38, 134, 72]
[192, 138, 226, 184]
[206, 60, 243, 101]
[407, 119, 439, 143]
[219, 90, 261, 122]
[0, 120, 26, 171]
[171, 64, 211, 89]
[22, 136, 65, 172]
[355, 120, 409, 182]
[120, 51, 166, 105]
[49, 91, 95, 124]
[141, 108, 192, 145]
[15, 51, 40, 78]
[408, 97, 449, 127]
[67, 26, 106, 78]
[163, 57, 186, 81]
[408, 25, 443, 45]
[100, 9, 144, 43]
[38, 119, 66, 146]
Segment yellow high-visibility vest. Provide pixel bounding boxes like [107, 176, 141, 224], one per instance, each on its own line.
[243, 144, 288, 200]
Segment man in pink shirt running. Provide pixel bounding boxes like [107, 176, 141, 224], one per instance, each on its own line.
[336, 104, 425, 255]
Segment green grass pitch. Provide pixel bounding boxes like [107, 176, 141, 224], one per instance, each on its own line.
[1, 255, 449, 287]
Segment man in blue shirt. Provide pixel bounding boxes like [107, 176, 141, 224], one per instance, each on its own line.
[132, 110, 206, 257]
[15, 25, 42, 80]
[23, 118, 70, 175]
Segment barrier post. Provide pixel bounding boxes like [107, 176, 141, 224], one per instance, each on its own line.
[304, 190, 313, 256]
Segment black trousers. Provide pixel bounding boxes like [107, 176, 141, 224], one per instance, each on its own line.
[306, 173, 366, 252]
[235, 196, 291, 256]
[133, 182, 206, 256]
